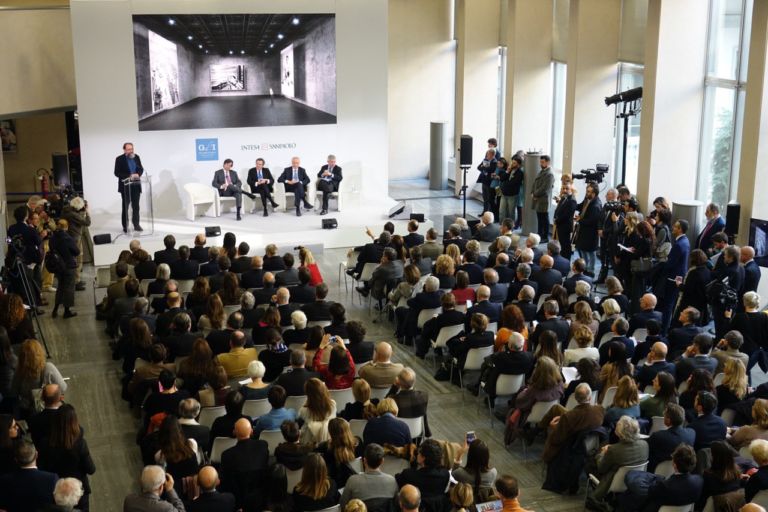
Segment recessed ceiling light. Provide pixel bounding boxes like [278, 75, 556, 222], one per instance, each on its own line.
[229, 50, 233, 55]
[240, 50, 245, 55]
[205, 50, 209, 54]
[292, 17, 299, 25]
[264, 50, 268, 54]
[168, 18, 175, 25]
[187, 35, 193, 41]
[198, 44, 203, 49]
[269, 43, 274, 48]
[277, 33, 284, 40]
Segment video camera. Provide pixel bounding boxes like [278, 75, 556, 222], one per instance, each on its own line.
[573, 164, 610, 184]
[603, 200, 624, 215]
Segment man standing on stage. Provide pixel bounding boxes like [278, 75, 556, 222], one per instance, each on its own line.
[246, 158, 279, 217]
[316, 154, 343, 216]
[278, 156, 312, 217]
[114, 142, 143, 233]
[212, 158, 254, 221]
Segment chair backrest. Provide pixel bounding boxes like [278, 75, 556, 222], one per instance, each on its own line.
[400, 416, 425, 439]
[286, 468, 303, 493]
[567, 338, 579, 350]
[526, 400, 558, 424]
[486, 322, 498, 334]
[455, 304, 467, 314]
[306, 320, 332, 329]
[598, 332, 614, 348]
[713, 372, 725, 386]
[753, 490, 768, 509]
[654, 460, 675, 478]
[433, 324, 464, 349]
[349, 419, 367, 438]
[609, 462, 648, 493]
[259, 429, 284, 454]
[184, 182, 216, 201]
[139, 278, 153, 296]
[561, 367, 578, 385]
[739, 445, 754, 461]
[328, 387, 355, 408]
[702, 497, 714, 512]
[359, 262, 379, 282]
[198, 406, 226, 429]
[658, 505, 694, 512]
[370, 387, 390, 401]
[380, 455, 410, 476]
[721, 408, 736, 427]
[495, 373, 525, 396]
[644, 385, 655, 395]
[417, 308, 441, 329]
[285, 395, 307, 412]
[347, 457, 363, 474]
[601, 386, 618, 408]
[536, 294, 550, 309]
[242, 399, 272, 419]
[223, 304, 240, 316]
[209, 436, 237, 464]
[464, 346, 494, 371]
[315, 506, 341, 512]
[96, 267, 112, 288]
[567, 293, 578, 304]
[633, 328, 648, 344]
[650, 416, 668, 434]
[677, 381, 689, 394]
[176, 279, 195, 293]
[565, 393, 579, 411]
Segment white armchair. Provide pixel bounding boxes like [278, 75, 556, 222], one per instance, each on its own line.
[213, 187, 238, 217]
[274, 181, 315, 212]
[314, 179, 342, 212]
[183, 183, 217, 221]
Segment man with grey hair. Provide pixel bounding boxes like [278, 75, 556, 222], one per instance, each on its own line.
[443, 223, 468, 253]
[274, 287, 298, 326]
[317, 154, 343, 215]
[239, 290, 260, 328]
[123, 465, 184, 511]
[389, 367, 431, 437]
[405, 275, 442, 342]
[542, 383, 605, 463]
[0, 440, 58, 511]
[53, 477, 84, 511]
[494, 252, 515, 283]
[473, 211, 500, 242]
[529, 300, 570, 349]
[275, 349, 321, 396]
[418, 228, 443, 261]
[515, 284, 538, 322]
[712, 330, 749, 373]
[480, 331, 534, 407]
[482, 269, 506, 304]
[547, 239, 571, 277]
[466, 285, 502, 331]
[508, 263, 539, 303]
[398, 485, 422, 512]
[178, 398, 210, 453]
[526, 233, 543, 264]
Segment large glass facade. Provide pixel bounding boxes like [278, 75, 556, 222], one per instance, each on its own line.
[551, 61, 567, 170]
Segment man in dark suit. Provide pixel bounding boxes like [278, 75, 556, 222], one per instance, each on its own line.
[404, 276, 443, 341]
[170, 245, 198, 280]
[274, 350, 321, 396]
[278, 156, 313, 216]
[240, 255, 265, 290]
[507, 263, 539, 303]
[531, 156, 555, 243]
[275, 253, 299, 287]
[547, 240, 572, 277]
[542, 383, 604, 463]
[0, 441, 58, 512]
[230, 242, 252, 274]
[529, 300, 570, 350]
[352, 232, 391, 277]
[646, 404, 695, 471]
[190, 234, 208, 264]
[28, 384, 64, 446]
[628, 293, 663, 335]
[388, 367, 431, 437]
[514, 286, 538, 322]
[289, 268, 316, 304]
[207, 312, 252, 355]
[443, 224, 468, 253]
[531, 255, 563, 298]
[162, 313, 200, 359]
[696, 203, 726, 254]
[660, 220, 691, 333]
[114, 142, 144, 233]
[689, 391, 726, 450]
[667, 307, 702, 359]
[263, 244, 286, 272]
[493, 253, 515, 283]
[246, 157, 279, 217]
[481, 333, 534, 406]
[178, 398, 211, 453]
[220, 419, 269, 508]
[403, 220, 424, 249]
[360, 247, 403, 299]
[274, 288, 299, 327]
[635, 342, 676, 390]
[300, 283, 334, 321]
[418, 293, 465, 357]
[155, 293, 194, 338]
[362, 407, 413, 448]
[154, 234, 180, 266]
[675, 334, 718, 384]
[199, 247, 220, 277]
[252, 273, 277, 305]
[481, 270, 507, 304]
[712, 245, 745, 338]
[188, 466, 236, 512]
[457, 252, 484, 284]
[212, 158, 255, 221]
[465, 286, 501, 331]
[563, 258, 592, 294]
[598, 317, 635, 365]
[316, 154, 343, 215]
[741, 246, 761, 297]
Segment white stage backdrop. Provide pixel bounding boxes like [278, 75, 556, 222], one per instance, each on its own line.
[69, 0, 388, 225]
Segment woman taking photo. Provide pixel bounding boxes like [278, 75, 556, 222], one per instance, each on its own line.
[49, 218, 80, 318]
[316, 418, 362, 488]
[292, 453, 339, 511]
[313, 336, 355, 390]
[452, 438, 497, 502]
[11, 339, 67, 418]
[38, 404, 96, 512]
[298, 378, 337, 445]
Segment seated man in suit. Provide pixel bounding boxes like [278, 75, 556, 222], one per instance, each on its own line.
[362, 398, 413, 448]
[418, 292, 465, 358]
[207, 312, 253, 356]
[230, 242, 253, 274]
[215, 331, 258, 379]
[635, 341, 676, 391]
[563, 258, 593, 294]
[188, 466, 236, 512]
[507, 263, 539, 303]
[647, 403, 695, 472]
[190, 233, 208, 263]
[316, 154, 342, 215]
[443, 224, 468, 253]
[547, 240, 572, 277]
[531, 255, 563, 298]
[246, 157, 279, 217]
[494, 252, 515, 284]
[28, 384, 64, 446]
[252, 272, 277, 305]
[274, 350, 321, 396]
[711, 330, 750, 374]
[170, 245, 199, 281]
[277, 156, 313, 216]
[154, 234, 181, 266]
[465, 285, 501, 331]
[483, 269, 507, 304]
[262, 244, 285, 272]
[667, 307, 702, 359]
[457, 251, 484, 284]
[358, 341, 404, 389]
[741, 246, 761, 297]
[275, 253, 300, 287]
[240, 255, 265, 290]
[207, 255, 232, 293]
[289, 268, 316, 304]
[473, 211, 500, 242]
[340, 443, 400, 509]
[220, 419, 269, 507]
[301, 283, 334, 321]
[529, 300, 570, 350]
[404, 219, 425, 249]
[163, 312, 200, 359]
[351, 231, 391, 278]
[628, 293, 663, 336]
[621, 443, 703, 512]
[598, 317, 635, 365]
[481, 332, 534, 407]
[122, 464, 184, 512]
[525, 233, 543, 264]
[689, 391, 726, 450]
[631, 319, 667, 366]
[357, 247, 402, 299]
[199, 246, 220, 277]
[0, 440, 58, 512]
[212, 158, 256, 221]
[417, 227, 443, 262]
[514, 285, 538, 323]
[404, 275, 443, 341]
[675, 333, 718, 384]
[273, 287, 298, 327]
[388, 367, 431, 437]
[541, 383, 605, 463]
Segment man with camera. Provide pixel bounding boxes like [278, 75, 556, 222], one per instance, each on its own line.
[597, 188, 622, 284]
[6, 205, 44, 308]
[61, 196, 91, 291]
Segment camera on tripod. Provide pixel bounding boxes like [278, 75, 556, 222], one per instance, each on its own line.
[573, 164, 609, 183]
[604, 200, 624, 215]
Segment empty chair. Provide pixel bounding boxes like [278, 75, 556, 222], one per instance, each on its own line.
[328, 388, 355, 408]
[306, 320, 332, 329]
[242, 399, 271, 419]
[453, 346, 494, 397]
[198, 406, 226, 429]
[258, 429, 284, 454]
[349, 419, 367, 439]
[183, 183, 217, 220]
[480, 373, 525, 426]
[285, 395, 307, 412]
[209, 437, 237, 464]
[399, 416, 425, 440]
[601, 386, 618, 408]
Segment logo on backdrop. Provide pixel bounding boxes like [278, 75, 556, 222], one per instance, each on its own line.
[196, 138, 219, 161]
[240, 142, 298, 151]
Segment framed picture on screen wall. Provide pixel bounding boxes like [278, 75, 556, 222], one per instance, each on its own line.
[1, 120, 17, 152]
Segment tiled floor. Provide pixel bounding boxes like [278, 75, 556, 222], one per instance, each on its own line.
[41, 181, 585, 511]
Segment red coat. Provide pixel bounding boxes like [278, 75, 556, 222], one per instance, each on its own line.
[313, 347, 355, 389]
[302, 263, 324, 286]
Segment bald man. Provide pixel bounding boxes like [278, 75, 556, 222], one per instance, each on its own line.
[220, 419, 268, 505]
[29, 383, 64, 446]
[358, 342, 404, 388]
[398, 485, 422, 512]
[465, 285, 501, 332]
[741, 245, 761, 298]
[389, 367, 431, 437]
[635, 341, 676, 390]
[742, 504, 767, 512]
[188, 466, 236, 512]
[531, 254, 563, 298]
[275, 287, 298, 327]
[628, 293, 663, 335]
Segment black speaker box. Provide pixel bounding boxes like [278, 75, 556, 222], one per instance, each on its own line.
[322, 218, 338, 229]
[93, 233, 112, 245]
[725, 202, 741, 236]
[459, 135, 473, 166]
[205, 226, 221, 237]
[410, 213, 425, 222]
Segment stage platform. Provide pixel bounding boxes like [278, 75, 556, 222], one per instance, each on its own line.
[90, 197, 432, 266]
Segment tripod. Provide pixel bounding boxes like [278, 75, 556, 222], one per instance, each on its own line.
[459, 165, 471, 218]
[9, 256, 50, 358]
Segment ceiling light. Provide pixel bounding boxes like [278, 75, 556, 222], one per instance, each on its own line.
[240, 50, 245, 55]
[187, 35, 193, 41]
[205, 50, 209, 54]
[264, 50, 268, 54]
[269, 43, 274, 48]
[198, 44, 203, 49]
[229, 50, 233, 55]
[292, 17, 299, 25]
[168, 18, 175, 25]
[277, 33, 284, 40]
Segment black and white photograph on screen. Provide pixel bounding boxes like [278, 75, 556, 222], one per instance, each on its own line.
[132, 13, 337, 131]
[0, 120, 17, 152]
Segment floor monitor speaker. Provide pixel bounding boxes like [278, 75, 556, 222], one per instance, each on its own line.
[205, 226, 221, 237]
[322, 218, 338, 229]
[92, 234, 112, 245]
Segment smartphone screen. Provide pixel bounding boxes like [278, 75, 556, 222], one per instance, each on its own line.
[466, 431, 476, 444]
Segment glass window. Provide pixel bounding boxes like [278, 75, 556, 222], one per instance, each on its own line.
[706, 0, 745, 80]
[497, 47, 507, 152]
[550, 61, 567, 170]
[613, 63, 644, 191]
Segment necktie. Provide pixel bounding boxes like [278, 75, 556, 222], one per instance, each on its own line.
[258, 170, 262, 181]
[293, 169, 298, 181]
[225, 171, 231, 186]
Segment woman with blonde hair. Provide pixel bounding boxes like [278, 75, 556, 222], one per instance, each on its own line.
[599, 276, 629, 315]
[298, 378, 337, 444]
[445, 244, 462, 269]
[197, 293, 226, 335]
[299, 246, 324, 286]
[729, 399, 768, 449]
[11, 339, 67, 417]
[716, 358, 748, 413]
[563, 325, 599, 366]
[449, 482, 474, 512]
[595, 298, 623, 344]
[598, 342, 633, 403]
[317, 418, 362, 488]
[604, 375, 640, 425]
[292, 453, 339, 511]
[569, 299, 599, 337]
[434, 254, 457, 290]
[0, 294, 34, 345]
[338, 378, 378, 420]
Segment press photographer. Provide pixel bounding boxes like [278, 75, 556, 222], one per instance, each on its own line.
[5, 205, 44, 310]
[596, 188, 623, 283]
[60, 196, 91, 291]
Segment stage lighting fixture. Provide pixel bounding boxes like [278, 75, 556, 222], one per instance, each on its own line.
[278, 33, 284, 40]
[292, 17, 300, 25]
[168, 18, 175, 25]
[604, 86, 643, 106]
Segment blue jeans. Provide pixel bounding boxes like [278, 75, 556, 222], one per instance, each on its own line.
[580, 250, 597, 273]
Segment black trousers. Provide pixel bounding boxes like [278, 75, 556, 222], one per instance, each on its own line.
[121, 185, 141, 229]
[285, 183, 308, 208]
[317, 180, 337, 209]
[253, 184, 273, 208]
[219, 185, 242, 208]
[536, 212, 550, 241]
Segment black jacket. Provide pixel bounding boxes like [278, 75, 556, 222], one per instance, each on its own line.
[246, 167, 276, 192]
[114, 153, 144, 193]
[170, 259, 199, 280]
[532, 268, 563, 298]
[262, 255, 285, 272]
[288, 284, 315, 304]
[190, 246, 209, 263]
[154, 248, 180, 266]
[241, 269, 265, 290]
[50, 229, 79, 270]
[278, 167, 310, 187]
[530, 317, 570, 349]
[37, 430, 96, 494]
[188, 490, 237, 512]
[317, 164, 343, 189]
[230, 256, 253, 274]
[574, 197, 602, 251]
[403, 232, 424, 249]
[499, 167, 524, 196]
[274, 368, 321, 396]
